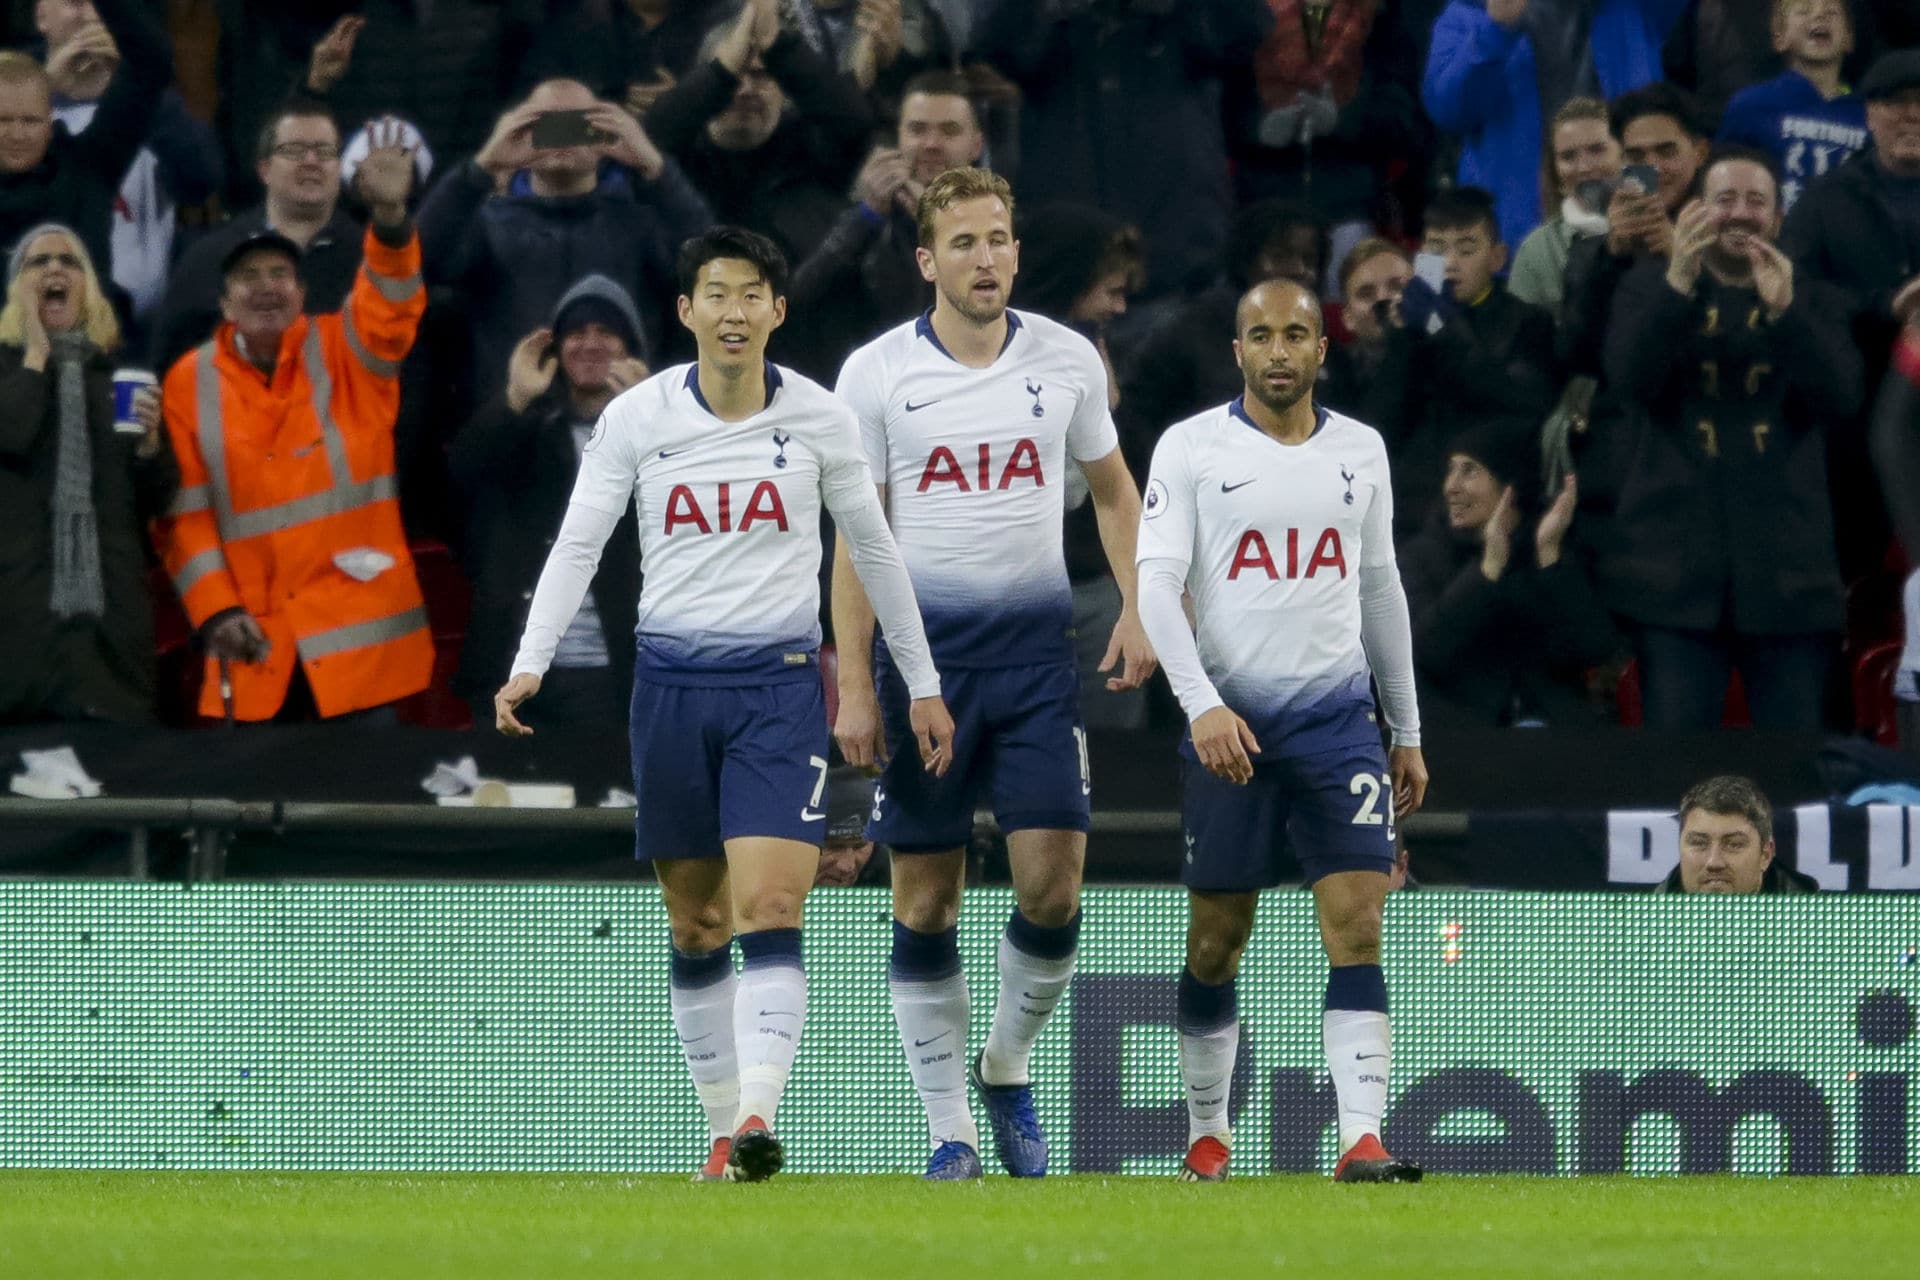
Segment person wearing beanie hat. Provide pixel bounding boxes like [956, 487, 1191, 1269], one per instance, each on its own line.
[0, 223, 178, 724]
[448, 273, 652, 727]
[1399, 424, 1623, 729]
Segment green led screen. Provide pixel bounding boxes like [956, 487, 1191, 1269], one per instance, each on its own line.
[0, 885, 1914, 1175]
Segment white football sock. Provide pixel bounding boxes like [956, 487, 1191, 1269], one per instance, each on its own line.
[979, 928, 1077, 1086]
[734, 951, 807, 1128]
[669, 963, 738, 1141]
[1181, 1020, 1239, 1144]
[891, 972, 978, 1148]
[1323, 1009, 1391, 1151]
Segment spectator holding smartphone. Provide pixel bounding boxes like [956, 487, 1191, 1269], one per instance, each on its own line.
[1510, 97, 1621, 316]
[417, 78, 711, 406]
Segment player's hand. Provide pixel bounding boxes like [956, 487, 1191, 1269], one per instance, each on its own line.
[1389, 744, 1428, 818]
[1099, 606, 1158, 691]
[494, 672, 542, 736]
[1191, 706, 1260, 785]
[908, 694, 956, 778]
[833, 680, 887, 768]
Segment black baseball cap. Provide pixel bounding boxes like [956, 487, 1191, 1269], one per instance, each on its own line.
[219, 229, 303, 278]
[1860, 50, 1920, 102]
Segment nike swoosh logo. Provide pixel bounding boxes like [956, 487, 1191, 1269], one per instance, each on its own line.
[1355, 1052, 1389, 1061]
[681, 1032, 712, 1045]
[913, 1032, 951, 1047]
[904, 398, 941, 412]
[759, 1010, 798, 1018]
[659, 448, 689, 458]
[1221, 479, 1255, 492]
[800, 807, 825, 821]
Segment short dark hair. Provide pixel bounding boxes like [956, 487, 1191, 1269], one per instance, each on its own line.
[1703, 143, 1785, 198]
[1678, 775, 1774, 846]
[1609, 82, 1711, 143]
[256, 98, 339, 163]
[899, 69, 977, 106]
[1423, 185, 1501, 242]
[676, 226, 790, 297]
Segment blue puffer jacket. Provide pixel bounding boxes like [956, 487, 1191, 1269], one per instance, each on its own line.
[1422, 0, 1686, 251]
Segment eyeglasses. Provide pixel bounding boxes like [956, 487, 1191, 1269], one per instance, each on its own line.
[271, 142, 340, 161]
[23, 252, 81, 270]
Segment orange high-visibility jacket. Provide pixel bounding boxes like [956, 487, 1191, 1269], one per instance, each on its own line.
[153, 226, 433, 720]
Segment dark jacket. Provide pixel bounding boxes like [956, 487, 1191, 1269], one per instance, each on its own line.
[0, 0, 170, 281]
[417, 159, 712, 401]
[1365, 286, 1560, 535]
[521, 0, 729, 100]
[447, 384, 640, 700]
[0, 344, 179, 724]
[644, 30, 872, 263]
[1780, 147, 1920, 392]
[973, 0, 1274, 297]
[785, 201, 930, 382]
[149, 205, 366, 375]
[1601, 257, 1861, 634]
[1400, 511, 1621, 727]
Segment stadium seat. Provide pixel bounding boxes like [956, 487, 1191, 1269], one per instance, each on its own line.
[1853, 641, 1903, 747]
[394, 541, 474, 731]
[1613, 659, 1752, 728]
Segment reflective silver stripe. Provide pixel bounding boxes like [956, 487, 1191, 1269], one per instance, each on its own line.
[171, 547, 230, 596]
[168, 484, 212, 517]
[364, 267, 422, 304]
[301, 326, 355, 487]
[297, 605, 428, 661]
[342, 308, 402, 379]
[193, 343, 233, 532]
[194, 332, 399, 542]
[225, 474, 398, 539]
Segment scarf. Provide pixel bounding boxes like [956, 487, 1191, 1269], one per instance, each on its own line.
[46, 330, 105, 620]
[1254, 0, 1376, 110]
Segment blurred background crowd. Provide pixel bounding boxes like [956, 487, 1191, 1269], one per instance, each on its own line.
[3, 0, 1919, 759]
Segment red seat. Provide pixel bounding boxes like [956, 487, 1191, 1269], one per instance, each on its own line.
[1614, 658, 1753, 728]
[1853, 641, 1903, 747]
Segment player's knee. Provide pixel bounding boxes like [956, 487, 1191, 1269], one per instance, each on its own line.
[1186, 929, 1249, 985]
[1326, 906, 1384, 965]
[893, 882, 961, 932]
[668, 904, 732, 955]
[734, 886, 805, 932]
[1015, 880, 1081, 929]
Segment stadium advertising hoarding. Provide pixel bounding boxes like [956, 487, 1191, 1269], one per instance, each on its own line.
[0, 885, 1913, 1175]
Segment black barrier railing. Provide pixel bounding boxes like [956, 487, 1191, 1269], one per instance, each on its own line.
[0, 798, 1467, 882]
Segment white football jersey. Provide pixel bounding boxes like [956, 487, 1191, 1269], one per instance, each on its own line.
[836, 309, 1119, 666]
[1137, 399, 1399, 751]
[556, 363, 903, 681]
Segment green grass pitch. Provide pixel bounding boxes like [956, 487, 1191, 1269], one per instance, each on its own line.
[0, 1173, 1914, 1278]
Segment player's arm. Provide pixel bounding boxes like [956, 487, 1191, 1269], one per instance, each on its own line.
[1134, 435, 1260, 785]
[822, 458, 955, 778]
[496, 411, 633, 736]
[829, 494, 884, 765]
[1080, 447, 1158, 691]
[1355, 443, 1427, 815]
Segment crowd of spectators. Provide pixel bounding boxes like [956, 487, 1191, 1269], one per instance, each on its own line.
[0, 0, 1916, 757]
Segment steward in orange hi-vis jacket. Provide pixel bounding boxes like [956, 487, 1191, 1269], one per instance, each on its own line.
[153, 217, 431, 721]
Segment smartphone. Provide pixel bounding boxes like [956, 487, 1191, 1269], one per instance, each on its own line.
[1412, 251, 1447, 293]
[530, 109, 602, 150]
[1619, 162, 1661, 198]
